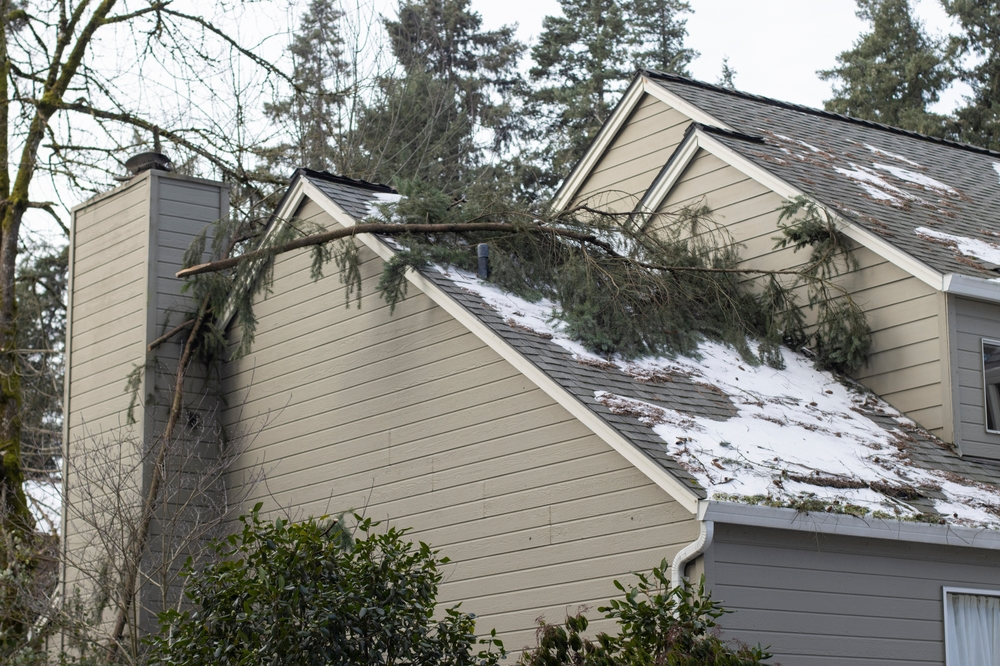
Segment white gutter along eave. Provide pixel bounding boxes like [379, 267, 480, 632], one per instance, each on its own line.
[943, 273, 1000, 304]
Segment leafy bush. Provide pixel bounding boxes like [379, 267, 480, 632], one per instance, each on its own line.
[147, 506, 504, 666]
[518, 560, 771, 666]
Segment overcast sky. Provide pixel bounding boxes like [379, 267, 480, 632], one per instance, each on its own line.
[474, 0, 967, 112]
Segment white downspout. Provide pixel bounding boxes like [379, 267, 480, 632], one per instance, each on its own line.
[671, 503, 714, 589]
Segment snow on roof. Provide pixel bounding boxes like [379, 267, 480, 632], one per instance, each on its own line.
[440, 265, 1000, 530]
[916, 227, 1000, 268]
[864, 143, 923, 168]
[366, 191, 404, 218]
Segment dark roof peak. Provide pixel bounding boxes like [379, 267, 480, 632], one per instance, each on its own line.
[292, 167, 397, 194]
[643, 69, 1000, 159]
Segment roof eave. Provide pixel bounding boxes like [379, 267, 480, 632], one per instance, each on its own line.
[701, 500, 1000, 551]
[300, 179, 705, 514]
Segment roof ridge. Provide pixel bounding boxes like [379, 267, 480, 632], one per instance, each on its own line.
[294, 167, 397, 194]
[643, 69, 1000, 159]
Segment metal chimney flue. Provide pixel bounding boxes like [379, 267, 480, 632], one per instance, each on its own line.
[125, 151, 172, 177]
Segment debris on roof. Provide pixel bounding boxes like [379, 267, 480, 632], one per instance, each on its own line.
[440, 264, 1000, 530]
[916, 227, 1000, 269]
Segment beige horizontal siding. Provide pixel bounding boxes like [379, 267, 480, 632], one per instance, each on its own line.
[222, 199, 698, 650]
[951, 296, 1000, 458]
[573, 94, 693, 213]
[655, 148, 946, 436]
[63, 178, 150, 619]
[709, 523, 1000, 665]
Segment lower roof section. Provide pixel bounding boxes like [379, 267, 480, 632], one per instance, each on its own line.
[702, 499, 1000, 552]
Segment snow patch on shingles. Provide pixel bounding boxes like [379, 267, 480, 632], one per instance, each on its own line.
[835, 164, 912, 206]
[916, 227, 1000, 266]
[872, 163, 958, 196]
[25, 479, 60, 533]
[993, 163, 1000, 185]
[596, 343, 1000, 529]
[366, 191, 404, 218]
[440, 269, 1000, 529]
[775, 133, 820, 153]
[864, 143, 923, 168]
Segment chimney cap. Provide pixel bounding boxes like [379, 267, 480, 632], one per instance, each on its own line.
[125, 151, 172, 177]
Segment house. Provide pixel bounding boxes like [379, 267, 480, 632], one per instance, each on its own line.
[61, 73, 1000, 664]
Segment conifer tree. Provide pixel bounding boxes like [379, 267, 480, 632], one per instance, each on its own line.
[942, 0, 1000, 150]
[718, 56, 737, 89]
[349, 0, 523, 190]
[819, 0, 952, 135]
[627, 0, 697, 75]
[526, 0, 695, 190]
[265, 0, 349, 172]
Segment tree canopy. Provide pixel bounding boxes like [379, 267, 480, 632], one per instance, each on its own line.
[820, 0, 953, 135]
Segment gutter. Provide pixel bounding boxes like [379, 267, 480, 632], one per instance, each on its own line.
[942, 273, 1000, 304]
[701, 500, 1000, 551]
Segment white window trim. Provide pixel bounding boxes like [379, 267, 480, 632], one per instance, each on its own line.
[982, 338, 1000, 435]
[943, 586, 1000, 666]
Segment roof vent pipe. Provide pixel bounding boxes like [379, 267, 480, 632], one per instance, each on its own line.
[477, 243, 489, 279]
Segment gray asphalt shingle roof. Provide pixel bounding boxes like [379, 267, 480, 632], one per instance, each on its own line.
[646, 71, 1000, 280]
[303, 170, 1000, 518]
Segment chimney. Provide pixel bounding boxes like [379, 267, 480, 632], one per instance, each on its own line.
[61, 166, 229, 642]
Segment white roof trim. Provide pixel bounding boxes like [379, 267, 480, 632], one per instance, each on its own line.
[219, 176, 311, 327]
[552, 73, 737, 214]
[639, 127, 945, 291]
[702, 500, 1000, 551]
[943, 273, 1000, 304]
[299, 179, 702, 514]
[552, 77, 647, 212]
[639, 75, 734, 130]
[633, 128, 700, 223]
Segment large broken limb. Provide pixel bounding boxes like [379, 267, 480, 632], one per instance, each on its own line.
[175, 221, 810, 280]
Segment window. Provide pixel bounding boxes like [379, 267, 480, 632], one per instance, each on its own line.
[982, 339, 1000, 433]
[944, 587, 1000, 665]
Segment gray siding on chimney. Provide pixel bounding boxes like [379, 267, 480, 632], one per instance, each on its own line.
[951, 295, 1000, 460]
[707, 522, 1000, 665]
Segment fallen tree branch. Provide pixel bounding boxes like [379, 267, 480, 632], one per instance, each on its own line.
[175, 221, 813, 280]
[147, 318, 195, 352]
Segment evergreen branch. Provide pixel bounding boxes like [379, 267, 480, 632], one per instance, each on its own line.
[147, 318, 194, 352]
[175, 222, 622, 278]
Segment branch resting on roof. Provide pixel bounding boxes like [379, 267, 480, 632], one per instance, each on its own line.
[176, 221, 809, 280]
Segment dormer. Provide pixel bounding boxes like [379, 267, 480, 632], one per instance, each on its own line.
[554, 71, 1000, 462]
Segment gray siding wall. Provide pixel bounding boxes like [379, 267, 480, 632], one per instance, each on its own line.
[706, 522, 1000, 665]
[573, 94, 692, 212]
[951, 295, 1000, 459]
[221, 199, 699, 650]
[654, 149, 948, 438]
[62, 171, 227, 640]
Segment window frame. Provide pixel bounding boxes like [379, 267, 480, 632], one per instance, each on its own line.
[943, 586, 1000, 666]
[981, 338, 1000, 434]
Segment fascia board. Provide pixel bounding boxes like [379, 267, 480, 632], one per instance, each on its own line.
[219, 176, 310, 328]
[942, 273, 1000, 304]
[691, 130, 945, 291]
[634, 130, 700, 223]
[300, 180, 702, 514]
[702, 500, 1000, 551]
[640, 75, 733, 130]
[551, 77, 648, 212]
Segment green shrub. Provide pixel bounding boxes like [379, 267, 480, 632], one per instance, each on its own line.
[147, 506, 503, 666]
[519, 560, 771, 666]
